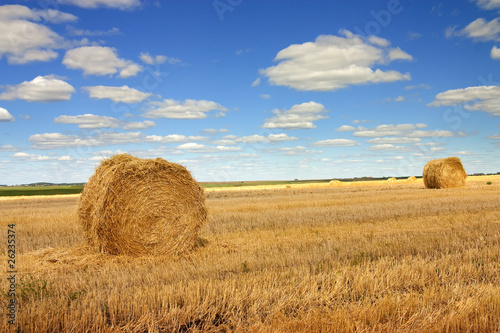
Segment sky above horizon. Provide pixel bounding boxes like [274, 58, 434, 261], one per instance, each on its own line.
[1, 0, 499, 185]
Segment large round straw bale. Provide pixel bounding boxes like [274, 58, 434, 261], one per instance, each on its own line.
[387, 177, 397, 183]
[422, 157, 467, 189]
[329, 180, 342, 186]
[78, 154, 207, 255]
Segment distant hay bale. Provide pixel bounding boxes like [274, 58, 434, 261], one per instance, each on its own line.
[407, 176, 417, 183]
[423, 157, 467, 189]
[329, 180, 342, 186]
[387, 177, 397, 183]
[78, 154, 207, 256]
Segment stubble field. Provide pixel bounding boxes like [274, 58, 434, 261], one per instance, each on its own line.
[1, 176, 500, 332]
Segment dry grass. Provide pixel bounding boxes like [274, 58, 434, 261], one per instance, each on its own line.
[78, 154, 206, 255]
[1, 176, 500, 332]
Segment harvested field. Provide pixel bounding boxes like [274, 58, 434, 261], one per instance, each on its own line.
[1, 176, 500, 332]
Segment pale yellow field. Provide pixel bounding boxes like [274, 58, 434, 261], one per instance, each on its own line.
[1, 176, 500, 332]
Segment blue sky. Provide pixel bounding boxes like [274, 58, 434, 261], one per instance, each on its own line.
[0, 0, 499, 185]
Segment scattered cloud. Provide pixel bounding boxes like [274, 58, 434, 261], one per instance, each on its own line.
[11, 152, 73, 162]
[383, 95, 405, 102]
[66, 26, 121, 36]
[83, 85, 152, 103]
[387, 47, 414, 61]
[0, 75, 75, 102]
[28, 131, 206, 149]
[144, 99, 227, 119]
[260, 94, 271, 99]
[56, 0, 141, 10]
[353, 123, 453, 138]
[277, 146, 322, 156]
[251, 78, 261, 87]
[335, 125, 355, 132]
[177, 143, 241, 153]
[259, 30, 412, 91]
[491, 45, 500, 59]
[366, 137, 422, 144]
[139, 52, 180, 65]
[405, 83, 431, 90]
[366, 144, 406, 151]
[237, 133, 298, 144]
[142, 134, 209, 143]
[0, 107, 14, 122]
[429, 85, 500, 116]
[54, 114, 155, 130]
[0, 145, 18, 152]
[473, 0, 500, 11]
[201, 128, 229, 134]
[450, 17, 500, 41]
[352, 119, 370, 124]
[406, 31, 423, 40]
[214, 133, 298, 145]
[0, 5, 75, 64]
[310, 139, 361, 147]
[262, 101, 328, 129]
[236, 49, 251, 55]
[63, 46, 143, 77]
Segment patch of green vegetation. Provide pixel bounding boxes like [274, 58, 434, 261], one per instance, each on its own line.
[0, 185, 84, 197]
[18, 275, 50, 300]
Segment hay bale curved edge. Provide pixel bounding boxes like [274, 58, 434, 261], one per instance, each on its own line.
[422, 157, 467, 189]
[78, 154, 207, 256]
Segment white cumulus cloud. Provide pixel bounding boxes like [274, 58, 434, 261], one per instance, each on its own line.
[177, 143, 241, 153]
[335, 125, 356, 132]
[429, 85, 500, 116]
[277, 146, 322, 156]
[139, 52, 180, 65]
[0, 107, 14, 122]
[353, 123, 453, 138]
[310, 139, 360, 147]
[367, 144, 405, 151]
[492, 45, 500, 59]
[11, 152, 73, 162]
[0, 75, 75, 102]
[0, 5, 76, 64]
[54, 113, 155, 130]
[259, 30, 412, 91]
[366, 137, 422, 144]
[63, 46, 143, 77]
[262, 101, 328, 129]
[144, 99, 227, 119]
[456, 17, 500, 41]
[83, 85, 152, 103]
[474, 0, 500, 11]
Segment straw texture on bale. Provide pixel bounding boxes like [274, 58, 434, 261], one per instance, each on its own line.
[78, 154, 207, 255]
[423, 157, 467, 189]
[387, 177, 397, 183]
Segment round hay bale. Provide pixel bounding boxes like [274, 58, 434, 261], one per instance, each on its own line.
[387, 177, 397, 183]
[407, 176, 417, 183]
[329, 180, 342, 186]
[422, 157, 467, 189]
[78, 154, 207, 255]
